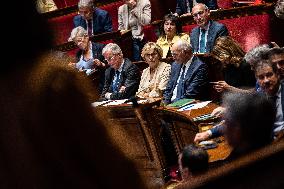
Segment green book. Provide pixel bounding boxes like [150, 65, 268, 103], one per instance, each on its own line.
[167, 98, 195, 108]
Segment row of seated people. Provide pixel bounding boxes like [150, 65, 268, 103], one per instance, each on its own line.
[47, 0, 278, 51]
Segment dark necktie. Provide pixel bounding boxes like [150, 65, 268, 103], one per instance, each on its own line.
[87, 20, 93, 36]
[177, 65, 186, 99]
[199, 29, 206, 53]
[112, 71, 120, 93]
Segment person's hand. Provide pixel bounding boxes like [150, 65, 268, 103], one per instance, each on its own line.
[194, 131, 211, 143]
[119, 86, 126, 93]
[93, 59, 105, 67]
[180, 12, 191, 17]
[211, 106, 226, 117]
[212, 81, 230, 93]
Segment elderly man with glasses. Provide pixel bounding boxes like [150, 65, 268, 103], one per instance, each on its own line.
[100, 43, 141, 100]
[190, 3, 229, 54]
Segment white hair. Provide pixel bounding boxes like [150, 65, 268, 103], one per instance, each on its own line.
[78, 0, 94, 9]
[102, 43, 122, 55]
[68, 26, 88, 42]
[175, 39, 192, 51]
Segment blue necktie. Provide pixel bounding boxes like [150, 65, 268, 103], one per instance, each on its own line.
[177, 65, 186, 100]
[199, 29, 206, 53]
[112, 71, 120, 92]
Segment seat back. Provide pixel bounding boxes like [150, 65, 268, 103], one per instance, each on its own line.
[177, 140, 284, 189]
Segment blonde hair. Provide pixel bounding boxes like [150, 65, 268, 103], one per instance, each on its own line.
[141, 42, 163, 60]
[212, 36, 245, 67]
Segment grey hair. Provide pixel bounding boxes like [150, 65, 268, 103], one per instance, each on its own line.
[78, 0, 94, 9]
[275, 0, 284, 19]
[175, 39, 192, 52]
[244, 44, 270, 68]
[68, 26, 87, 42]
[102, 43, 122, 55]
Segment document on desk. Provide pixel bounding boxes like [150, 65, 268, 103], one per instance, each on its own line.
[91, 100, 112, 107]
[126, 99, 148, 105]
[102, 99, 128, 106]
[177, 101, 212, 111]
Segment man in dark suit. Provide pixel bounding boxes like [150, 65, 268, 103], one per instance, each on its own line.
[101, 43, 140, 100]
[190, 3, 229, 53]
[175, 0, 218, 17]
[163, 39, 209, 105]
[73, 0, 112, 36]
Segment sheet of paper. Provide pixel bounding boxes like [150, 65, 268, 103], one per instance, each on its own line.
[91, 100, 112, 107]
[126, 99, 148, 105]
[177, 101, 212, 111]
[102, 99, 128, 106]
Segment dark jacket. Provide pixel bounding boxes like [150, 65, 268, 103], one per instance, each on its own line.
[101, 58, 140, 100]
[73, 8, 112, 35]
[163, 56, 209, 104]
[190, 20, 229, 53]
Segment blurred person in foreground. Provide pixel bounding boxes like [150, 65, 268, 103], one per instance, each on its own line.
[163, 144, 208, 189]
[0, 1, 146, 189]
[136, 42, 171, 98]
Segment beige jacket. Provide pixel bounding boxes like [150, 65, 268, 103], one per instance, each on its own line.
[136, 62, 171, 98]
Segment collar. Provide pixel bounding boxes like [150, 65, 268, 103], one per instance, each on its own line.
[200, 20, 211, 31]
[183, 56, 193, 68]
[117, 59, 125, 72]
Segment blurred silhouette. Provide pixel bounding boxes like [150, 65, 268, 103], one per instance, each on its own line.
[0, 1, 146, 189]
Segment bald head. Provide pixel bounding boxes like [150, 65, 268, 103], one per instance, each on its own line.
[192, 3, 210, 28]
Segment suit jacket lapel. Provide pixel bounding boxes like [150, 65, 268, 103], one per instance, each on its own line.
[184, 57, 197, 82]
[172, 63, 182, 92]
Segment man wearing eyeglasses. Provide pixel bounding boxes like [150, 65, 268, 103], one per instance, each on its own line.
[100, 43, 140, 100]
[163, 39, 209, 105]
[190, 3, 228, 54]
[73, 0, 112, 37]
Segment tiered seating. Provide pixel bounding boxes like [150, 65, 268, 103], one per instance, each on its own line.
[46, 1, 124, 45]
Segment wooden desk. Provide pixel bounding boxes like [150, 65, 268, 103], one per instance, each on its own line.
[155, 102, 231, 163]
[93, 98, 167, 186]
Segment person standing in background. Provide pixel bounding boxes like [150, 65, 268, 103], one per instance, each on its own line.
[118, 0, 151, 61]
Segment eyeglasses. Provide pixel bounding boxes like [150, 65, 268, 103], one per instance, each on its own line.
[104, 54, 120, 62]
[144, 52, 158, 58]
